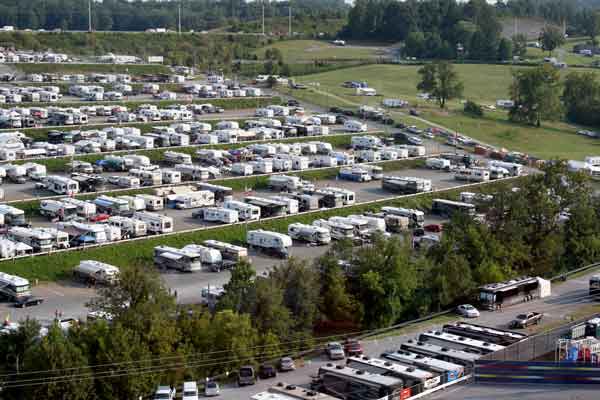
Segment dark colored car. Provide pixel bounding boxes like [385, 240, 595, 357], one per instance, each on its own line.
[413, 228, 425, 237]
[336, 115, 349, 124]
[287, 99, 300, 107]
[329, 106, 343, 114]
[258, 364, 277, 379]
[424, 224, 443, 233]
[14, 296, 44, 308]
[237, 365, 256, 386]
[343, 339, 363, 357]
[409, 109, 420, 116]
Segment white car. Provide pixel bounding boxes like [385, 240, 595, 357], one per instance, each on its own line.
[204, 380, 220, 397]
[153, 385, 175, 400]
[326, 342, 345, 360]
[457, 304, 480, 318]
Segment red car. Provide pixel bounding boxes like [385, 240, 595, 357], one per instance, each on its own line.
[343, 339, 363, 357]
[424, 224, 443, 233]
[89, 213, 110, 223]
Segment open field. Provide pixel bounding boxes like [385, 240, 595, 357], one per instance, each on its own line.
[255, 39, 389, 62]
[285, 64, 600, 160]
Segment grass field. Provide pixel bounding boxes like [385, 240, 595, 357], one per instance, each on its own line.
[285, 63, 600, 160]
[256, 40, 388, 62]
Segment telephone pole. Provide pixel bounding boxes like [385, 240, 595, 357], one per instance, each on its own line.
[262, 0, 265, 36]
[178, 2, 182, 35]
[288, 3, 292, 37]
[88, 0, 92, 32]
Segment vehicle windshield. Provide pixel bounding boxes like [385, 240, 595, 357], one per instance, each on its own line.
[463, 305, 474, 310]
[15, 285, 30, 293]
[154, 394, 170, 399]
[516, 314, 528, 320]
[205, 382, 217, 389]
[239, 368, 253, 377]
[184, 390, 198, 395]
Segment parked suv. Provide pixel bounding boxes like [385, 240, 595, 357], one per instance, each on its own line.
[238, 365, 256, 386]
[343, 339, 363, 357]
[153, 385, 175, 400]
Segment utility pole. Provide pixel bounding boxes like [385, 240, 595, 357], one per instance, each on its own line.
[262, 0, 265, 36]
[88, 0, 92, 32]
[288, 3, 292, 37]
[178, 1, 182, 35]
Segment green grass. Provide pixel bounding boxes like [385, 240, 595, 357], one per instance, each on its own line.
[281, 63, 600, 160]
[255, 40, 386, 62]
[0, 177, 514, 282]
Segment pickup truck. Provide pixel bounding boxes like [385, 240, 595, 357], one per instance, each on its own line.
[510, 312, 543, 329]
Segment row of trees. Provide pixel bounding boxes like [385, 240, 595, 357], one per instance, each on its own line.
[0, 0, 348, 32]
[1, 165, 599, 399]
[343, 0, 508, 61]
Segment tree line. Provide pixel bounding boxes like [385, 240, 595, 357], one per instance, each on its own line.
[1, 164, 599, 399]
[342, 0, 513, 61]
[0, 0, 348, 32]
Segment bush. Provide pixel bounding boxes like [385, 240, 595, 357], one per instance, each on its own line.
[464, 100, 484, 117]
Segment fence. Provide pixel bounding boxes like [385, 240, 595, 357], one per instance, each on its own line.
[482, 312, 600, 362]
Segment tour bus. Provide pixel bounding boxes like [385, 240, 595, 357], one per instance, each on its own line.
[381, 207, 425, 228]
[203, 240, 248, 264]
[7, 227, 53, 253]
[346, 356, 441, 394]
[316, 364, 410, 400]
[442, 322, 527, 346]
[453, 168, 490, 183]
[400, 340, 481, 366]
[382, 350, 464, 384]
[0, 272, 31, 300]
[431, 199, 476, 218]
[590, 275, 600, 299]
[478, 276, 551, 310]
[418, 331, 505, 355]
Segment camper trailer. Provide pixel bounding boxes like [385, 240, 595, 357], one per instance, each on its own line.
[7, 227, 53, 253]
[73, 260, 119, 285]
[135, 194, 164, 211]
[247, 230, 293, 258]
[61, 197, 97, 218]
[312, 219, 354, 240]
[169, 191, 214, 209]
[287, 223, 331, 245]
[154, 246, 203, 272]
[223, 200, 260, 221]
[42, 176, 79, 195]
[199, 207, 239, 224]
[133, 212, 173, 234]
[107, 216, 147, 238]
[0, 205, 27, 226]
[94, 196, 130, 216]
[39, 200, 78, 221]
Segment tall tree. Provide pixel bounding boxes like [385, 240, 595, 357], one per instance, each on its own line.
[512, 33, 528, 57]
[417, 62, 464, 109]
[218, 260, 256, 313]
[509, 64, 562, 126]
[539, 25, 565, 55]
[582, 10, 600, 44]
[317, 253, 362, 323]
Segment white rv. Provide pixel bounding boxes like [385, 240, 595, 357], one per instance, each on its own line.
[182, 244, 224, 272]
[39, 199, 78, 221]
[169, 191, 214, 209]
[0, 205, 26, 226]
[61, 197, 97, 218]
[164, 151, 192, 165]
[133, 212, 173, 234]
[381, 206, 425, 228]
[203, 240, 248, 263]
[351, 135, 381, 149]
[426, 158, 452, 171]
[73, 260, 119, 285]
[115, 195, 146, 212]
[161, 169, 182, 184]
[107, 216, 147, 238]
[94, 195, 130, 215]
[344, 120, 368, 132]
[247, 229, 293, 258]
[223, 200, 260, 221]
[268, 175, 305, 192]
[36, 227, 70, 249]
[135, 194, 164, 211]
[268, 196, 299, 214]
[288, 223, 331, 245]
[154, 246, 203, 272]
[7, 227, 53, 253]
[201, 207, 239, 224]
[0, 272, 31, 300]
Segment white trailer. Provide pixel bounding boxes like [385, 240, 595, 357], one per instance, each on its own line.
[175, 164, 210, 181]
[0, 272, 31, 300]
[268, 175, 305, 192]
[107, 216, 147, 238]
[247, 229, 292, 258]
[318, 187, 356, 205]
[60, 198, 96, 218]
[154, 246, 203, 272]
[351, 135, 381, 149]
[161, 169, 182, 184]
[288, 223, 331, 245]
[203, 240, 248, 263]
[36, 227, 70, 249]
[312, 218, 354, 240]
[272, 158, 293, 172]
[39, 199, 78, 221]
[487, 160, 523, 176]
[291, 156, 309, 170]
[232, 163, 253, 176]
[116, 195, 145, 212]
[164, 151, 192, 165]
[169, 191, 215, 209]
[329, 216, 370, 237]
[57, 221, 107, 245]
[182, 244, 225, 272]
[454, 168, 490, 182]
[349, 214, 386, 233]
[201, 207, 239, 224]
[268, 196, 299, 214]
[0, 205, 26, 226]
[7, 227, 53, 253]
[426, 158, 452, 171]
[224, 200, 260, 221]
[344, 120, 368, 132]
[249, 159, 273, 174]
[129, 169, 161, 186]
[73, 260, 120, 285]
[43, 175, 79, 195]
[381, 206, 425, 228]
[94, 195, 130, 215]
[356, 149, 381, 162]
[135, 194, 164, 211]
[133, 212, 173, 234]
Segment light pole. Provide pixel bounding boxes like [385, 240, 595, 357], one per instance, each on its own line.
[88, 0, 92, 32]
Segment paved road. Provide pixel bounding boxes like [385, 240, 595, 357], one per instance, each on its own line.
[215, 271, 600, 399]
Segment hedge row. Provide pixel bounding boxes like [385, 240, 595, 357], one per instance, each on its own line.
[0, 176, 517, 282]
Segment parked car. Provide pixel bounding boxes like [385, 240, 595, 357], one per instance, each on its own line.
[510, 312, 543, 329]
[204, 380, 220, 397]
[258, 364, 277, 379]
[409, 109, 420, 116]
[343, 339, 363, 357]
[457, 304, 480, 318]
[278, 357, 295, 372]
[413, 228, 425, 237]
[153, 385, 176, 400]
[237, 366, 256, 386]
[424, 224, 443, 233]
[287, 99, 300, 107]
[326, 342, 345, 360]
[14, 296, 44, 308]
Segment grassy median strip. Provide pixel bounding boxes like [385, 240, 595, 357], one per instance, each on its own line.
[0, 176, 515, 282]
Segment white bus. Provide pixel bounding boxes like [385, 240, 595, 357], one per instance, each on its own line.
[133, 212, 174, 234]
[0, 272, 31, 300]
[418, 330, 505, 355]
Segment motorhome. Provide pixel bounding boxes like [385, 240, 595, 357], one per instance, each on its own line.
[454, 168, 490, 183]
[110, 176, 140, 188]
[71, 173, 106, 193]
[272, 157, 293, 172]
[362, 165, 384, 180]
[129, 169, 162, 186]
[248, 159, 273, 174]
[487, 160, 523, 177]
[94, 195, 130, 216]
[58, 221, 107, 245]
[247, 230, 293, 258]
[318, 187, 356, 205]
[42, 175, 79, 195]
[60, 197, 96, 218]
[175, 164, 210, 181]
[195, 183, 233, 202]
[169, 191, 215, 209]
[329, 216, 370, 238]
[312, 219, 354, 240]
[35, 228, 70, 249]
[133, 212, 174, 234]
[182, 244, 225, 272]
[381, 206, 425, 228]
[291, 156, 309, 170]
[232, 163, 253, 176]
[338, 166, 371, 182]
[382, 176, 432, 194]
[203, 240, 248, 264]
[287, 223, 331, 245]
[161, 169, 182, 184]
[73, 260, 119, 285]
[154, 245, 203, 272]
[349, 214, 386, 233]
[426, 158, 452, 171]
[224, 200, 260, 221]
[0, 272, 31, 300]
[39, 199, 78, 221]
[351, 135, 382, 149]
[6, 164, 26, 183]
[244, 196, 288, 218]
[164, 151, 192, 165]
[287, 193, 319, 212]
[268, 196, 299, 214]
[116, 195, 146, 212]
[0, 205, 26, 226]
[200, 207, 239, 224]
[107, 216, 147, 238]
[135, 194, 164, 211]
[268, 175, 306, 192]
[7, 227, 53, 253]
[344, 120, 368, 132]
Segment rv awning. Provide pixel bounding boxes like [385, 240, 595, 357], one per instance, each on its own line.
[160, 252, 183, 261]
[13, 242, 32, 252]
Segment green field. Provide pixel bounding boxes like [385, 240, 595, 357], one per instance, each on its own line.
[285, 64, 600, 160]
[256, 40, 388, 62]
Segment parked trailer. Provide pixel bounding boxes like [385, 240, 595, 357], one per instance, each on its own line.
[107, 216, 147, 238]
[244, 196, 288, 218]
[338, 166, 371, 182]
[73, 260, 119, 285]
[203, 240, 248, 264]
[7, 227, 53, 253]
[182, 244, 226, 272]
[135, 194, 164, 211]
[488, 160, 523, 176]
[36, 227, 70, 249]
[168, 191, 214, 209]
[268, 196, 299, 214]
[224, 200, 260, 221]
[58, 221, 107, 245]
[312, 219, 354, 240]
[381, 207, 425, 228]
[133, 212, 173, 234]
[382, 350, 464, 383]
[164, 151, 192, 165]
[426, 158, 452, 171]
[0, 272, 31, 300]
[247, 229, 292, 258]
[61, 197, 96, 218]
[195, 183, 233, 202]
[382, 176, 432, 194]
[288, 223, 331, 245]
[0, 205, 27, 227]
[454, 168, 490, 182]
[116, 195, 146, 212]
[94, 195, 130, 216]
[268, 175, 306, 192]
[154, 245, 203, 272]
[200, 207, 239, 224]
[39, 200, 77, 221]
[129, 169, 162, 186]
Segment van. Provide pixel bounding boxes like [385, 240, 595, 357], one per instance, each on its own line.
[182, 381, 199, 400]
[238, 366, 256, 386]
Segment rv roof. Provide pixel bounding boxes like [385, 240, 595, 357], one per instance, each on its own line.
[479, 276, 538, 291]
[0, 272, 29, 287]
